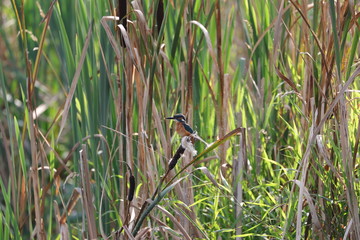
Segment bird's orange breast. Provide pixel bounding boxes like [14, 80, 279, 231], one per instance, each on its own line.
[175, 122, 191, 137]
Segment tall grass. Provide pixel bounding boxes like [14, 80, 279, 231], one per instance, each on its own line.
[0, 0, 359, 239]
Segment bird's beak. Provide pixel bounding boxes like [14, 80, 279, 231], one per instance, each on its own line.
[166, 117, 174, 120]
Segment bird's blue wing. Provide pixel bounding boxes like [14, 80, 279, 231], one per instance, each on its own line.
[183, 123, 194, 134]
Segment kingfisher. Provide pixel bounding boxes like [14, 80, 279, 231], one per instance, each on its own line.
[166, 114, 194, 137]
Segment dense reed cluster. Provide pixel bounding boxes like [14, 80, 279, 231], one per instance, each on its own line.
[0, 0, 359, 239]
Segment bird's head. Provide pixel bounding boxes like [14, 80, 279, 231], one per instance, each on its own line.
[166, 114, 186, 122]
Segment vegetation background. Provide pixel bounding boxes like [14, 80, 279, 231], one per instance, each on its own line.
[0, 0, 359, 239]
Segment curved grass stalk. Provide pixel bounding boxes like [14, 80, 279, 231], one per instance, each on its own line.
[131, 128, 241, 237]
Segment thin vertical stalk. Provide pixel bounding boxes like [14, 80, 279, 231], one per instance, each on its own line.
[215, 0, 226, 166]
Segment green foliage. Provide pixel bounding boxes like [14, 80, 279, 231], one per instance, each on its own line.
[0, 0, 360, 239]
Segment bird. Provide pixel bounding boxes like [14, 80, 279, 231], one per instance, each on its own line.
[166, 114, 194, 137]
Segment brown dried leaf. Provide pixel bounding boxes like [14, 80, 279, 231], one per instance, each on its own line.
[100, 16, 121, 59]
[57, 22, 93, 142]
[197, 166, 220, 189]
[60, 188, 81, 224]
[274, 66, 299, 93]
[79, 145, 97, 239]
[294, 180, 322, 231]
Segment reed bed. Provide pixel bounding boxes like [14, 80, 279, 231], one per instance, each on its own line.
[0, 0, 359, 239]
